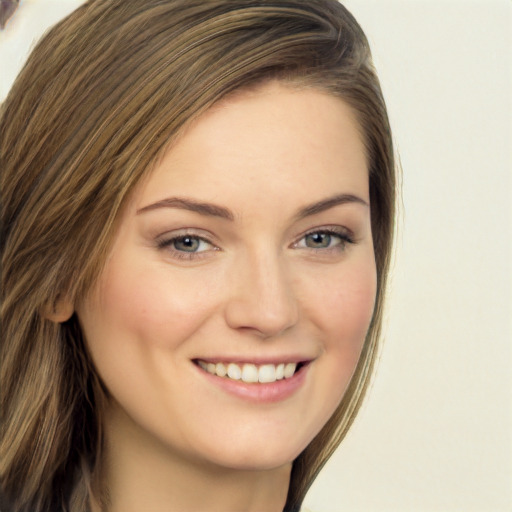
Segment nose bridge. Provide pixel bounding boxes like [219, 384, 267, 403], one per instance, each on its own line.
[224, 245, 298, 337]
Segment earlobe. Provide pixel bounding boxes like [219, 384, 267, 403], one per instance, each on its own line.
[42, 295, 74, 323]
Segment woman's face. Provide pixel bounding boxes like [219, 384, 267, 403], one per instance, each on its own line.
[77, 82, 376, 472]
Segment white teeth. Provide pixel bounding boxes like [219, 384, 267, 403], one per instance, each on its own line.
[258, 364, 276, 383]
[198, 360, 300, 383]
[215, 362, 227, 377]
[284, 363, 297, 379]
[241, 364, 258, 383]
[227, 363, 241, 380]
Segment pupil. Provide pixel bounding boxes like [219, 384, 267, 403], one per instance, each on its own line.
[176, 237, 199, 251]
[307, 233, 330, 248]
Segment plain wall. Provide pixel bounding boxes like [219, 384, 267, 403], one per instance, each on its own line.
[305, 1, 512, 511]
[1, 1, 511, 511]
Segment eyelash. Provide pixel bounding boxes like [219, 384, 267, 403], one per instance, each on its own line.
[156, 232, 216, 261]
[293, 227, 354, 253]
[156, 227, 354, 261]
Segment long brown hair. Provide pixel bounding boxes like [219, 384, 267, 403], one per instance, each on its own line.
[0, 1, 395, 510]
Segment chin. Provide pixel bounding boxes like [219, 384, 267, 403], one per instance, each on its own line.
[202, 445, 299, 472]
[185, 421, 319, 472]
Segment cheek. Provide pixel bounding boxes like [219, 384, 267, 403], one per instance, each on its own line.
[77, 261, 224, 435]
[306, 254, 377, 344]
[330, 270, 377, 344]
[305, 253, 377, 390]
[86, 262, 220, 354]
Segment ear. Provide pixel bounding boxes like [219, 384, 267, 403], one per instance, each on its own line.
[42, 294, 74, 323]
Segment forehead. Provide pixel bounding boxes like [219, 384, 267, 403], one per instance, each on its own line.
[136, 82, 368, 211]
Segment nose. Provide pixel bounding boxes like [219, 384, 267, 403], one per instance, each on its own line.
[224, 249, 299, 338]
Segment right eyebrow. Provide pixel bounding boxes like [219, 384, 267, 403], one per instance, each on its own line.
[295, 193, 369, 220]
[136, 197, 235, 221]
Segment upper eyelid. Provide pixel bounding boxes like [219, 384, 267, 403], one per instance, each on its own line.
[155, 224, 355, 248]
[292, 225, 354, 243]
[156, 228, 219, 244]
[155, 233, 218, 256]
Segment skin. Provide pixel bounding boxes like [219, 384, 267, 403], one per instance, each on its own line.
[76, 82, 376, 512]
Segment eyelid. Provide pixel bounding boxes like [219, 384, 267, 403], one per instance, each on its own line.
[155, 229, 220, 260]
[292, 225, 355, 246]
[154, 225, 356, 261]
[155, 227, 218, 245]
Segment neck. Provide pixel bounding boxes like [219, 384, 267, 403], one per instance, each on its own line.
[91, 404, 291, 512]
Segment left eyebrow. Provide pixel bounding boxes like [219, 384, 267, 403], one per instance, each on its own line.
[136, 196, 234, 220]
[295, 193, 369, 220]
[136, 193, 367, 221]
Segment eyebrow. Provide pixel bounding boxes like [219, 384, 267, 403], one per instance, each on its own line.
[137, 197, 235, 220]
[136, 193, 368, 221]
[295, 193, 368, 220]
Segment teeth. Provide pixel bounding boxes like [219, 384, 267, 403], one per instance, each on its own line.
[241, 364, 258, 383]
[227, 363, 242, 380]
[284, 363, 296, 379]
[198, 361, 299, 383]
[258, 364, 276, 383]
[215, 363, 227, 377]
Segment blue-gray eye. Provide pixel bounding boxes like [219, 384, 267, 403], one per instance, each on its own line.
[304, 232, 333, 248]
[295, 229, 352, 251]
[157, 233, 215, 257]
[173, 236, 202, 252]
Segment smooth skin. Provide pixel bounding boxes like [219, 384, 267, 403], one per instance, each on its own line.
[75, 82, 376, 512]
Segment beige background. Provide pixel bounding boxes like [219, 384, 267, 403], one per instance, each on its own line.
[305, 1, 512, 511]
[1, 1, 511, 511]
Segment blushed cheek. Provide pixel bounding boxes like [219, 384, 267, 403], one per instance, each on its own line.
[91, 263, 221, 353]
[323, 264, 377, 354]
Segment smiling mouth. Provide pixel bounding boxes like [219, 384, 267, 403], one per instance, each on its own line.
[194, 360, 308, 384]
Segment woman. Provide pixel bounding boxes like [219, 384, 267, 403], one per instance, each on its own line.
[0, 1, 395, 511]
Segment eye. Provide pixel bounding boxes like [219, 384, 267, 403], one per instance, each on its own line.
[157, 232, 217, 260]
[304, 232, 336, 249]
[171, 235, 211, 253]
[294, 228, 353, 251]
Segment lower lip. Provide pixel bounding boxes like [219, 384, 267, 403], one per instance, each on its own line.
[194, 363, 310, 403]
